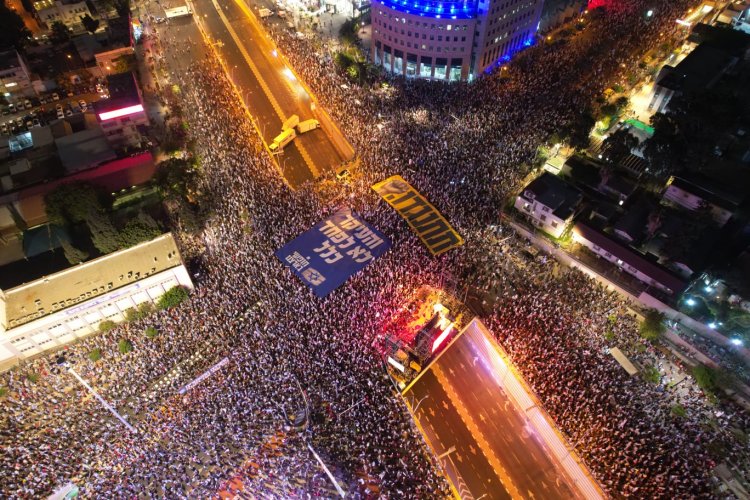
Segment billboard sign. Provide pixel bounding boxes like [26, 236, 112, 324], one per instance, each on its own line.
[372, 175, 463, 255]
[276, 208, 391, 297]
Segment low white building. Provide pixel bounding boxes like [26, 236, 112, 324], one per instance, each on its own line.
[0, 50, 34, 99]
[572, 222, 687, 296]
[34, 0, 93, 31]
[662, 176, 739, 226]
[0, 233, 193, 370]
[515, 172, 582, 238]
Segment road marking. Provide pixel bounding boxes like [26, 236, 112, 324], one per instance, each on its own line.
[433, 363, 525, 500]
[206, 0, 318, 179]
[226, 0, 320, 177]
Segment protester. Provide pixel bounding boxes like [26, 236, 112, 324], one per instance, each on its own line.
[1, 1, 748, 498]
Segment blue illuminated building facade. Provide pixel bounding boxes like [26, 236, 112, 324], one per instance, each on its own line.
[370, 0, 544, 80]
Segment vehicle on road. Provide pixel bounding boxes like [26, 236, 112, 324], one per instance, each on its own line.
[52, 92, 60, 101]
[282, 114, 299, 131]
[8, 103, 15, 113]
[79, 100, 87, 111]
[296, 118, 319, 133]
[24, 99, 32, 109]
[269, 128, 296, 153]
[57, 110, 65, 119]
[259, 8, 273, 18]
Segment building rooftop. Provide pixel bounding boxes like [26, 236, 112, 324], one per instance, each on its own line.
[520, 172, 582, 220]
[667, 176, 743, 211]
[0, 233, 182, 330]
[657, 43, 735, 93]
[95, 72, 142, 116]
[690, 23, 750, 57]
[0, 50, 20, 70]
[55, 127, 117, 173]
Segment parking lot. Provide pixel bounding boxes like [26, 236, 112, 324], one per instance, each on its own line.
[1, 83, 109, 137]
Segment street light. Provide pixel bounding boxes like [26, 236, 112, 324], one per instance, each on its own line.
[57, 357, 137, 434]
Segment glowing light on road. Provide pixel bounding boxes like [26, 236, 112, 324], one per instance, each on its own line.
[730, 338, 743, 346]
[431, 324, 454, 353]
[271, 49, 277, 57]
[283, 68, 296, 81]
[98, 104, 144, 121]
[675, 19, 691, 26]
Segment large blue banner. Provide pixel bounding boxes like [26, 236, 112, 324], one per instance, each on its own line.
[275, 208, 391, 298]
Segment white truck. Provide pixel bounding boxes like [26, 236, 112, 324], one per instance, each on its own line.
[295, 118, 320, 134]
[282, 114, 299, 131]
[259, 8, 273, 18]
[269, 128, 296, 153]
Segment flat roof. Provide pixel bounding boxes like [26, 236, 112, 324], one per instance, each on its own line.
[0, 233, 183, 330]
[55, 127, 117, 173]
[95, 72, 142, 115]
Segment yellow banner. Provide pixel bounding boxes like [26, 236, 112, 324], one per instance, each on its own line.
[372, 175, 463, 256]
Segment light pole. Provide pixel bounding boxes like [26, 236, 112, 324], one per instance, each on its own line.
[66, 366, 137, 434]
[307, 443, 346, 497]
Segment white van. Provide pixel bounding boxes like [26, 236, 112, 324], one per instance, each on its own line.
[269, 128, 296, 153]
[282, 114, 299, 131]
[296, 118, 319, 133]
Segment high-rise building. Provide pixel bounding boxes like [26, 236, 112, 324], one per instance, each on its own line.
[370, 0, 544, 81]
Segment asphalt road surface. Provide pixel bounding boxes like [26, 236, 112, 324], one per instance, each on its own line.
[406, 330, 576, 500]
[186, 0, 349, 188]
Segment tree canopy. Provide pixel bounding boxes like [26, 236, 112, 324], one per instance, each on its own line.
[80, 14, 100, 34]
[49, 21, 71, 45]
[639, 309, 666, 341]
[602, 128, 639, 164]
[0, 3, 30, 50]
[45, 183, 105, 224]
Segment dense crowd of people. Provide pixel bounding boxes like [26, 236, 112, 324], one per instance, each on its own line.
[1, 0, 749, 498]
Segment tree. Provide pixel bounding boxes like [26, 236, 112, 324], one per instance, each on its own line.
[0, 3, 30, 50]
[692, 364, 719, 394]
[144, 326, 158, 339]
[49, 21, 71, 45]
[118, 338, 133, 354]
[118, 211, 162, 248]
[562, 111, 595, 150]
[154, 158, 201, 201]
[99, 320, 116, 333]
[60, 238, 89, 265]
[639, 309, 666, 341]
[45, 183, 104, 224]
[80, 14, 100, 34]
[156, 286, 189, 310]
[88, 348, 102, 362]
[86, 209, 120, 254]
[602, 128, 639, 164]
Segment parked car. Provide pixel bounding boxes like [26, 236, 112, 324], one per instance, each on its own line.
[79, 100, 87, 111]
[24, 99, 32, 109]
[8, 103, 16, 113]
[52, 92, 60, 101]
[56, 109, 65, 119]
[32, 118, 40, 127]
